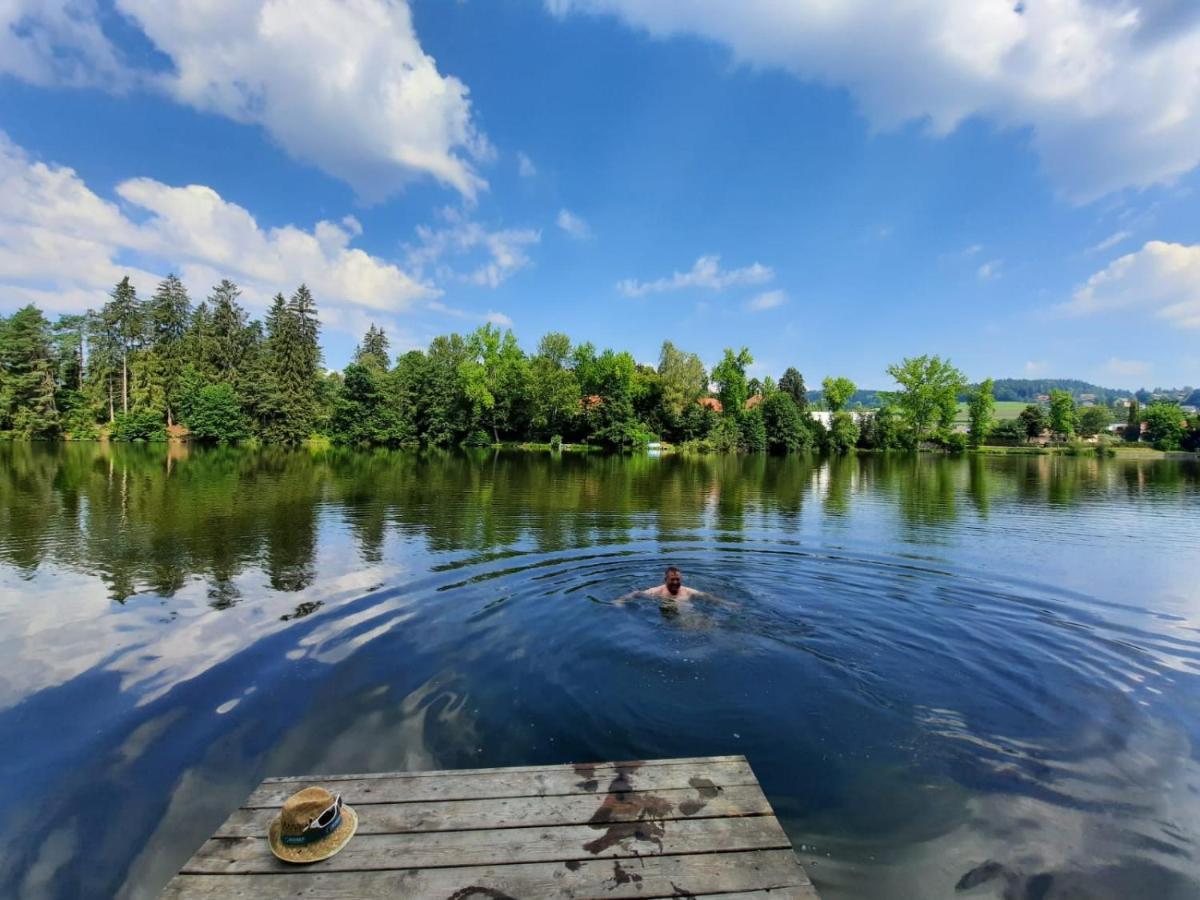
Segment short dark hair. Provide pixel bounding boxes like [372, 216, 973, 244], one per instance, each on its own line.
[664, 566, 681, 576]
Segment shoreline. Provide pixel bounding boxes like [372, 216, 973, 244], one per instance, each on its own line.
[3, 436, 1192, 460]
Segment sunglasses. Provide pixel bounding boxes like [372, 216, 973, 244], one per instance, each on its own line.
[308, 793, 343, 832]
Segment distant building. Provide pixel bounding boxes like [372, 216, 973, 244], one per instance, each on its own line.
[1035, 393, 1050, 403]
[1080, 393, 1096, 402]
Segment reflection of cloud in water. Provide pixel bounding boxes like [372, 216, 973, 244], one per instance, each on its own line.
[0, 562, 404, 713]
[265, 670, 480, 777]
[116, 756, 256, 900]
[785, 714, 1200, 899]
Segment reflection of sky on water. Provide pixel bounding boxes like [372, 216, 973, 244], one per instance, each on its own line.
[0, 444, 1197, 898]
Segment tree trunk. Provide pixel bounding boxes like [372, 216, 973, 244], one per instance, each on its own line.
[121, 352, 128, 415]
[108, 380, 115, 423]
[166, 403, 174, 428]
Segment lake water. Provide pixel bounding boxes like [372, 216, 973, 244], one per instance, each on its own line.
[0, 443, 1197, 899]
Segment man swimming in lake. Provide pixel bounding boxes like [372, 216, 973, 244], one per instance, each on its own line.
[640, 566, 700, 601]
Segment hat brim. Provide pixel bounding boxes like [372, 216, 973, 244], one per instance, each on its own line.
[269, 804, 358, 864]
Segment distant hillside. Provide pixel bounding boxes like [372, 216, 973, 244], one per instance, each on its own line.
[984, 379, 1133, 404]
[806, 379, 1134, 409]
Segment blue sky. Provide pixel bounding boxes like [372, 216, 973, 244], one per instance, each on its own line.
[2, 0, 1199, 389]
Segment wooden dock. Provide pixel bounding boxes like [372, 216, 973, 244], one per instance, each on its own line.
[163, 754, 818, 898]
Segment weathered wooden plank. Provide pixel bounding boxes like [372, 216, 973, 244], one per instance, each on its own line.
[242, 758, 758, 807]
[163, 848, 817, 899]
[217, 783, 774, 837]
[260, 754, 747, 784]
[183, 814, 791, 874]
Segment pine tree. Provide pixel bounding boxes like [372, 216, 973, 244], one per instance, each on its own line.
[288, 284, 322, 377]
[147, 274, 192, 426]
[101, 276, 146, 415]
[207, 280, 252, 381]
[261, 293, 311, 443]
[355, 324, 390, 369]
[86, 306, 121, 423]
[779, 367, 808, 411]
[0, 305, 60, 436]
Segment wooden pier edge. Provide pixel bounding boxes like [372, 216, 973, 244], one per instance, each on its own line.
[163, 754, 820, 898]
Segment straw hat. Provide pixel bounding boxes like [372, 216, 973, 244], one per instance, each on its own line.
[268, 786, 358, 864]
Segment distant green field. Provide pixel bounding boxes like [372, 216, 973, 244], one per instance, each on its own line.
[953, 400, 1027, 424]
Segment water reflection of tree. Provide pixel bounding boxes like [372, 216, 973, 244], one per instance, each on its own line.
[0, 445, 1194, 606]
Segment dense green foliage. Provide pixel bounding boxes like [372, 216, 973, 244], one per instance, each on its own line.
[967, 378, 995, 448]
[1, 276, 1192, 456]
[988, 378, 1131, 405]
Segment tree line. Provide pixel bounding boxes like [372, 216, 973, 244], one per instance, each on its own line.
[1, 275, 1197, 453]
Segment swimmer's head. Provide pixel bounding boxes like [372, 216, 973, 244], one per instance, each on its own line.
[664, 566, 682, 596]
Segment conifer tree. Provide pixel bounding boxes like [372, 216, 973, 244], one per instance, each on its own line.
[147, 274, 192, 426]
[0, 305, 60, 436]
[355, 324, 390, 369]
[101, 276, 145, 415]
[779, 367, 808, 411]
[207, 280, 252, 381]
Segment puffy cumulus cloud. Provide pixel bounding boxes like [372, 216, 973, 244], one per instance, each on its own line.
[548, 0, 1200, 201]
[0, 134, 436, 327]
[406, 208, 541, 289]
[556, 208, 592, 239]
[746, 289, 787, 311]
[1067, 240, 1200, 327]
[0, 0, 128, 87]
[618, 254, 774, 297]
[3, 0, 490, 201]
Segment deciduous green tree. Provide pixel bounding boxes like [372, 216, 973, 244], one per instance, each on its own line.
[967, 378, 995, 448]
[1077, 405, 1111, 437]
[821, 376, 856, 413]
[761, 392, 811, 452]
[1019, 404, 1048, 441]
[883, 355, 965, 441]
[1048, 389, 1076, 438]
[1142, 401, 1186, 450]
[712, 347, 753, 415]
[657, 340, 708, 421]
[530, 333, 580, 439]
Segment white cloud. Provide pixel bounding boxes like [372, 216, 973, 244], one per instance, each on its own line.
[0, 133, 436, 328]
[548, 0, 1200, 201]
[618, 254, 773, 297]
[485, 310, 514, 328]
[1024, 361, 1049, 375]
[963, 244, 984, 257]
[407, 207, 540, 289]
[1104, 357, 1151, 377]
[2, 0, 490, 201]
[556, 208, 592, 240]
[1067, 240, 1200, 328]
[1086, 230, 1132, 253]
[746, 289, 786, 311]
[0, 0, 128, 88]
[978, 259, 1003, 280]
[516, 152, 537, 178]
[425, 300, 514, 330]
